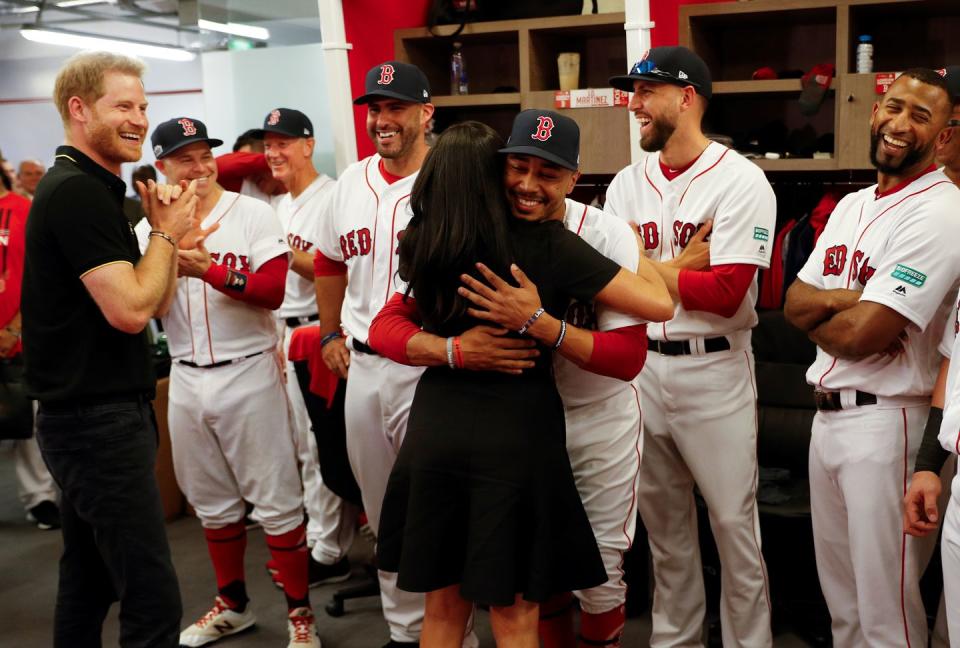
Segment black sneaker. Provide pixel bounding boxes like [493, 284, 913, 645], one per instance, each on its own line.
[308, 556, 351, 587]
[27, 501, 61, 530]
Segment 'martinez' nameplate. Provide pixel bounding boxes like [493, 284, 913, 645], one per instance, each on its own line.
[555, 88, 630, 109]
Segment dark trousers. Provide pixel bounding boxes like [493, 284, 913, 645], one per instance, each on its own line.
[36, 399, 182, 648]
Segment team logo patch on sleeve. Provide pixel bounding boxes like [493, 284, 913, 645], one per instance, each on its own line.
[891, 264, 926, 287]
[753, 227, 769, 242]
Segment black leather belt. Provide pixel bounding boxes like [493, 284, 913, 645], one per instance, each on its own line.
[351, 339, 378, 356]
[40, 392, 152, 414]
[178, 350, 266, 370]
[814, 390, 878, 412]
[285, 314, 320, 328]
[648, 336, 731, 356]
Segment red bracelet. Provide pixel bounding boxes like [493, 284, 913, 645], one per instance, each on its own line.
[453, 336, 464, 369]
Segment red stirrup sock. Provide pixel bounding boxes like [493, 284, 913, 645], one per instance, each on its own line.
[539, 592, 576, 648]
[578, 604, 626, 648]
[204, 521, 248, 610]
[266, 524, 310, 610]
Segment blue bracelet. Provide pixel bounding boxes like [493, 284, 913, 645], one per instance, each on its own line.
[518, 307, 545, 336]
[320, 331, 343, 348]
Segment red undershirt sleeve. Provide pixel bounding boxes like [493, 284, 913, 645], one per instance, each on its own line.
[215, 151, 270, 193]
[368, 292, 422, 365]
[201, 254, 288, 310]
[583, 324, 648, 381]
[314, 250, 348, 277]
[677, 263, 757, 318]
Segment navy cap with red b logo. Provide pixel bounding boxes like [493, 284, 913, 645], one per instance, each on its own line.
[941, 65, 960, 103]
[498, 109, 580, 171]
[255, 108, 314, 139]
[353, 61, 431, 105]
[151, 117, 223, 159]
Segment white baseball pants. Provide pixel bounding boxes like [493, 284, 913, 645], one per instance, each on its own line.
[14, 432, 57, 510]
[345, 351, 425, 643]
[568, 383, 643, 614]
[283, 324, 356, 564]
[637, 348, 772, 648]
[809, 403, 929, 648]
[168, 353, 303, 534]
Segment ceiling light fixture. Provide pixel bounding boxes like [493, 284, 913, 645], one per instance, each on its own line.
[197, 18, 269, 41]
[10, 5, 41, 12]
[20, 28, 196, 62]
[55, 0, 116, 7]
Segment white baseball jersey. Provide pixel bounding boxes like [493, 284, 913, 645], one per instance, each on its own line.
[275, 174, 336, 319]
[797, 168, 960, 397]
[315, 154, 417, 344]
[939, 290, 960, 359]
[135, 190, 290, 364]
[554, 198, 643, 408]
[605, 142, 775, 341]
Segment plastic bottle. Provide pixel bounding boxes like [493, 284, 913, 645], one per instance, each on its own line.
[856, 34, 874, 74]
[451, 42, 469, 95]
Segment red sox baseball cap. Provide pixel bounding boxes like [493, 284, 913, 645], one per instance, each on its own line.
[353, 61, 432, 105]
[609, 46, 713, 100]
[256, 108, 314, 139]
[499, 109, 580, 170]
[151, 117, 223, 159]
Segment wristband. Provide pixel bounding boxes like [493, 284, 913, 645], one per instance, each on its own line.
[320, 331, 343, 348]
[446, 337, 456, 369]
[149, 230, 176, 248]
[553, 320, 567, 350]
[453, 336, 464, 369]
[518, 307, 545, 336]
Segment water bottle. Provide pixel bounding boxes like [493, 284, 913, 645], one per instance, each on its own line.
[856, 35, 873, 73]
[451, 42, 469, 95]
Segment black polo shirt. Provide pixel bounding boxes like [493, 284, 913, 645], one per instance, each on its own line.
[22, 145, 155, 403]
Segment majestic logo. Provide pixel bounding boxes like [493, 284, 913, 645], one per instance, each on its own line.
[178, 118, 197, 137]
[378, 64, 395, 86]
[891, 264, 927, 287]
[267, 109, 282, 126]
[753, 226, 769, 242]
[894, 285, 908, 296]
[531, 116, 555, 142]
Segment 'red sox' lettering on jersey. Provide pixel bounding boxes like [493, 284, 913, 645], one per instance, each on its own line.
[339, 228, 372, 260]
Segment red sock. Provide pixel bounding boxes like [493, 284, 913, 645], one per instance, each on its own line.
[204, 521, 247, 606]
[578, 605, 625, 648]
[539, 592, 576, 648]
[266, 524, 310, 609]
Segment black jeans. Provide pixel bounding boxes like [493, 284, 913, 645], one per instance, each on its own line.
[36, 399, 182, 648]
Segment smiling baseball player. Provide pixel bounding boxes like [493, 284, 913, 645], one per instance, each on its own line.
[313, 61, 452, 647]
[785, 69, 960, 647]
[260, 107, 355, 587]
[135, 117, 320, 648]
[605, 47, 775, 647]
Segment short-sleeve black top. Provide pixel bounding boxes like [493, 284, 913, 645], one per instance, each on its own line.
[430, 218, 621, 374]
[22, 146, 155, 403]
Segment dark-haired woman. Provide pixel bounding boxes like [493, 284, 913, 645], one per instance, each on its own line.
[369, 121, 672, 647]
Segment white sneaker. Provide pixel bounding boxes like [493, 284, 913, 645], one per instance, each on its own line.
[179, 596, 256, 647]
[287, 607, 321, 647]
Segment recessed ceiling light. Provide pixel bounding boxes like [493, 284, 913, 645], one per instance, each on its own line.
[20, 28, 196, 62]
[197, 19, 269, 41]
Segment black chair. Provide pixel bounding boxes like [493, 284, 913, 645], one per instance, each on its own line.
[292, 363, 380, 617]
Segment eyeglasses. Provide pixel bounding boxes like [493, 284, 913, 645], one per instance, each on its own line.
[948, 119, 960, 128]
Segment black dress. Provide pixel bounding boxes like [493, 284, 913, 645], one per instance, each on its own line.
[377, 219, 621, 606]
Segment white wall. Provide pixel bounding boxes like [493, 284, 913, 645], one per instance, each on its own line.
[0, 54, 203, 192]
[200, 43, 337, 177]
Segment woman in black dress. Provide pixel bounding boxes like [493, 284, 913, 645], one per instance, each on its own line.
[372, 122, 672, 647]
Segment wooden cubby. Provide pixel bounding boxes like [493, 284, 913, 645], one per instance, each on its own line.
[682, 0, 954, 172]
[395, 13, 630, 174]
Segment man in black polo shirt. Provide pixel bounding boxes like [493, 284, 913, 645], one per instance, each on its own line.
[22, 51, 198, 647]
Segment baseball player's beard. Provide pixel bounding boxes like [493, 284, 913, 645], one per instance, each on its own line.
[869, 131, 930, 175]
[639, 116, 676, 153]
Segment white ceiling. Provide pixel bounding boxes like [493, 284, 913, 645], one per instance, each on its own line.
[0, 0, 322, 60]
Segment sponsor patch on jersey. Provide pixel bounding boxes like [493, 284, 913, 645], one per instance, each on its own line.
[753, 226, 769, 242]
[891, 264, 926, 287]
[893, 285, 908, 296]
